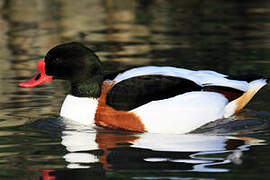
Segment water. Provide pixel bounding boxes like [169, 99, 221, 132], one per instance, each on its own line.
[0, 0, 270, 179]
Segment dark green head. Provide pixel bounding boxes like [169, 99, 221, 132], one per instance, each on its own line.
[45, 42, 103, 81]
[20, 42, 104, 98]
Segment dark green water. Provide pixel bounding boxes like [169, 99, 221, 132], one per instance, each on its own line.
[0, 0, 270, 179]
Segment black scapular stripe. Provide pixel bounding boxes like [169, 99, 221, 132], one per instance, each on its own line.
[106, 75, 202, 111]
[203, 86, 244, 101]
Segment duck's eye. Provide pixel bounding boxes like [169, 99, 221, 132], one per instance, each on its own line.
[54, 57, 61, 64]
[35, 73, 42, 80]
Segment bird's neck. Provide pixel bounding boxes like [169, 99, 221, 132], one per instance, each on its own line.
[70, 78, 103, 98]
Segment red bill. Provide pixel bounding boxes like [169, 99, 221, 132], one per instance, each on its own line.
[19, 60, 53, 87]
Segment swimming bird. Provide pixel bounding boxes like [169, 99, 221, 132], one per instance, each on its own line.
[19, 42, 268, 134]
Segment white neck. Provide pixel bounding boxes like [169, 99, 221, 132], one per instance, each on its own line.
[60, 94, 98, 125]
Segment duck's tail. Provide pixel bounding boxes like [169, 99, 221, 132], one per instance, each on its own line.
[224, 78, 268, 118]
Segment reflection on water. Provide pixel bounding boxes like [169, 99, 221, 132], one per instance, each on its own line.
[60, 121, 265, 172]
[0, 0, 270, 179]
[27, 117, 265, 179]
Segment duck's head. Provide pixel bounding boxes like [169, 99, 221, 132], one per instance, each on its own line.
[19, 42, 104, 97]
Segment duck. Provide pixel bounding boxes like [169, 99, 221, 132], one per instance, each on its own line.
[19, 42, 268, 134]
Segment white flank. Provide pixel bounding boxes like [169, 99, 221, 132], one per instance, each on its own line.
[60, 94, 98, 125]
[113, 66, 249, 91]
[223, 102, 237, 118]
[132, 91, 228, 134]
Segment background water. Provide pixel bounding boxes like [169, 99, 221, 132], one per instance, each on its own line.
[0, 0, 270, 179]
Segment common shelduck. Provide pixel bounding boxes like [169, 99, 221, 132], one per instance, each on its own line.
[19, 42, 268, 134]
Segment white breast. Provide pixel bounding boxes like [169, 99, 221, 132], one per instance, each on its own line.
[60, 94, 98, 125]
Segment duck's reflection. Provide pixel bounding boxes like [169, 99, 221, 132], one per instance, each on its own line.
[35, 118, 265, 179]
[59, 120, 264, 172]
[61, 130, 98, 169]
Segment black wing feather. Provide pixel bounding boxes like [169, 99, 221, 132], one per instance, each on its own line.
[106, 75, 202, 111]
